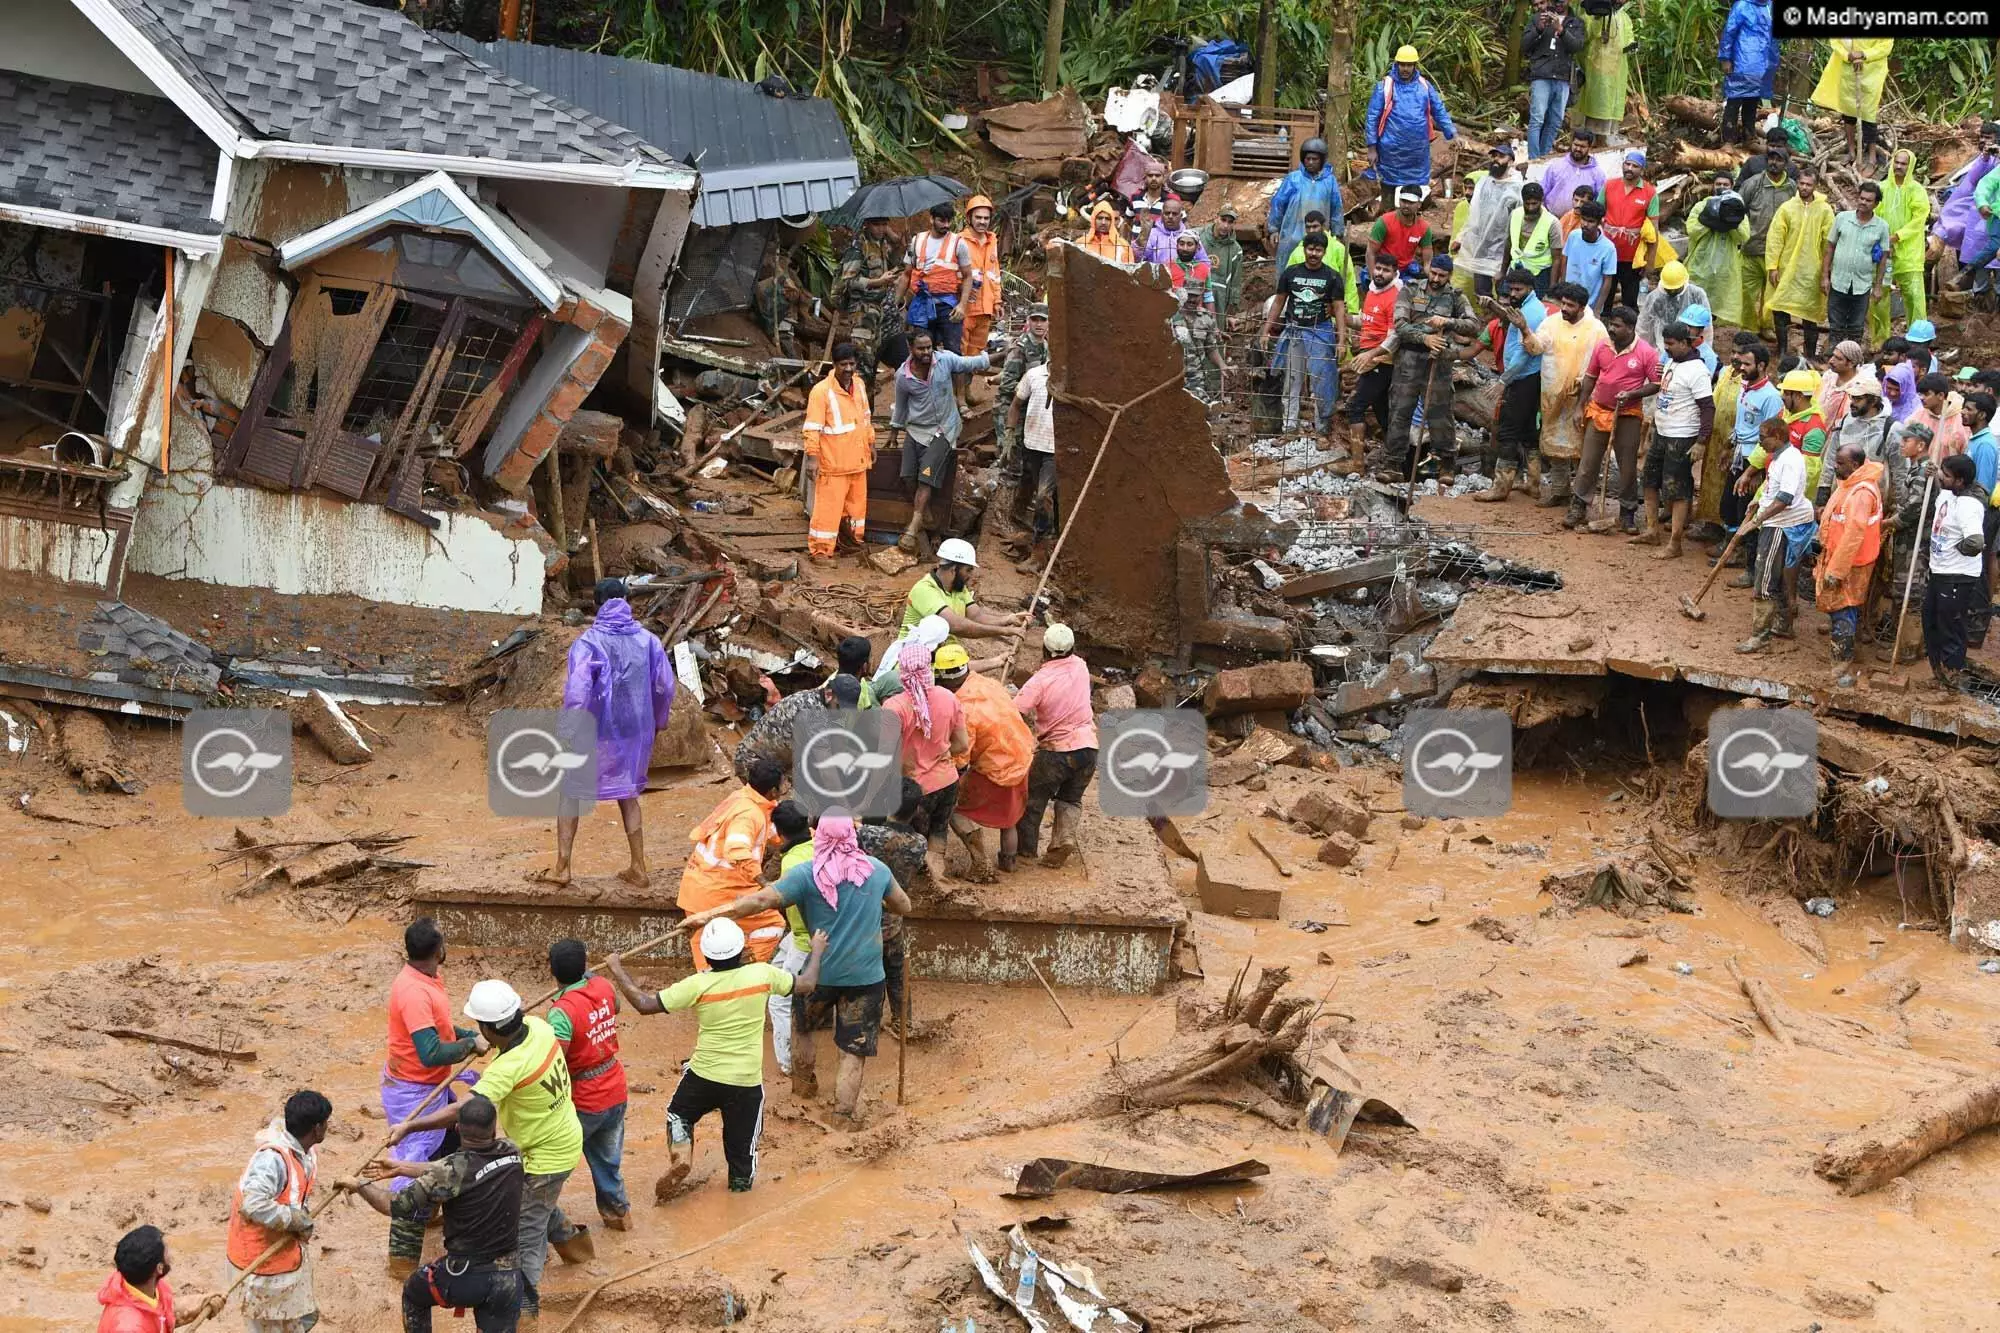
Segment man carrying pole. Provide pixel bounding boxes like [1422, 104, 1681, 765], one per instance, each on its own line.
[225, 1090, 331, 1333]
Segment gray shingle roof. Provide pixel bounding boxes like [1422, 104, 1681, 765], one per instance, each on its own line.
[0, 71, 221, 235]
[109, 0, 671, 170]
[439, 38, 860, 225]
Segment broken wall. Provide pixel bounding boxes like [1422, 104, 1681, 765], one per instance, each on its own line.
[1045, 244, 1233, 658]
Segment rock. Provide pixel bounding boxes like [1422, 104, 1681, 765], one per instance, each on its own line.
[1329, 657, 1436, 717]
[1194, 851, 1284, 919]
[1466, 914, 1516, 943]
[1133, 664, 1173, 708]
[649, 689, 711, 770]
[1234, 725, 1307, 767]
[1245, 774, 1268, 791]
[557, 409, 625, 458]
[866, 547, 917, 577]
[1290, 789, 1370, 839]
[1370, 1254, 1470, 1293]
[294, 689, 373, 765]
[1316, 831, 1361, 867]
[22, 1196, 51, 1215]
[1400, 813, 1426, 830]
[1096, 683, 1137, 711]
[1804, 1283, 1875, 1319]
[1202, 661, 1315, 717]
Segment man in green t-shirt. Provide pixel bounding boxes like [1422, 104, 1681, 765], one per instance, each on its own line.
[899, 538, 1025, 644]
[606, 919, 824, 1197]
[388, 979, 587, 1320]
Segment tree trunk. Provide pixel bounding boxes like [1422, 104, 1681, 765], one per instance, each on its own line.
[1042, 0, 1066, 99]
[499, 0, 522, 39]
[1324, 0, 1357, 178]
[1503, 0, 1531, 86]
[1255, 0, 1280, 108]
[1814, 1074, 2000, 1194]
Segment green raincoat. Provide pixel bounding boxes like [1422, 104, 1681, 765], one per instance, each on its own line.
[1870, 166, 1931, 342]
[1686, 209, 1752, 329]
[1580, 8, 1634, 128]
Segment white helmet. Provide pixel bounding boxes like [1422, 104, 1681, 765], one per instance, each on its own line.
[936, 537, 979, 568]
[700, 918, 746, 962]
[464, 979, 523, 1025]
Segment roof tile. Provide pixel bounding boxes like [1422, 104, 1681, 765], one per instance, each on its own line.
[0, 71, 221, 235]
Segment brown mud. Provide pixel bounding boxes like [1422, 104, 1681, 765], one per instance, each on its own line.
[6, 712, 2000, 1331]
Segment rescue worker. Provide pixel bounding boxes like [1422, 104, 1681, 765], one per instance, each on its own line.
[937, 641, 1036, 879]
[1365, 189, 1437, 276]
[1013, 623, 1097, 867]
[955, 195, 1002, 409]
[1262, 231, 1345, 437]
[1534, 280, 1607, 506]
[995, 303, 1049, 466]
[1454, 143, 1523, 297]
[1717, 0, 1779, 146]
[754, 249, 806, 359]
[1765, 164, 1834, 359]
[1138, 196, 1208, 265]
[1872, 148, 1931, 344]
[899, 202, 971, 354]
[802, 343, 875, 561]
[1816, 440, 1887, 687]
[1344, 252, 1404, 452]
[1364, 46, 1456, 215]
[226, 1090, 330, 1333]
[675, 757, 790, 968]
[1474, 267, 1547, 505]
[1579, 0, 1635, 139]
[1380, 253, 1478, 485]
[731, 674, 864, 781]
[1197, 205, 1246, 326]
[1268, 137, 1343, 266]
[546, 938, 629, 1233]
[1740, 144, 1796, 336]
[1077, 200, 1134, 263]
[1600, 150, 1657, 309]
[339, 1093, 525, 1333]
[1171, 235, 1225, 404]
[1506, 183, 1559, 295]
[1569, 303, 1659, 535]
[838, 216, 901, 393]
[381, 918, 483, 1279]
[97, 1227, 225, 1331]
[1635, 260, 1708, 353]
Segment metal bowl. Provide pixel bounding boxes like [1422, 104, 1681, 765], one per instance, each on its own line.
[1168, 168, 1210, 203]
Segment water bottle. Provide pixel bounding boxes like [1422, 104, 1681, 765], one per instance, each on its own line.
[691, 500, 721, 513]
[1014, 1253, 1039, 1307]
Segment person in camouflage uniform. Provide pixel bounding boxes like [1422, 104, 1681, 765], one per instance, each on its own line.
[994, 302, 1049, 469]
[731, 675, 862, 781]
[857, 776, 931, 1028]
[1172, 285, 1224, 404]
[755, 248, 808, 360]
[1196, 204, 1246, 327]
[1380, 253, 1480, 482]
[1876, 420, 1935, 658]
[840, 218, 901, 393]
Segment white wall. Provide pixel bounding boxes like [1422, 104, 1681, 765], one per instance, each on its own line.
[4, 0, 159, 95]
[494, 180, 627, 289]
[0, 513, 117, 586]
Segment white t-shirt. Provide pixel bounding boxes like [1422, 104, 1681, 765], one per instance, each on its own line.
[1930, 491, 1988, 577]
[1016, 362, 1055, 455]
[1763, 446, 1814, 529]
[1654, 356, 1714, 439]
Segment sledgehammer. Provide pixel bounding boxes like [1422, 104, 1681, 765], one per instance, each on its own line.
[1679, 517, 1763, 621]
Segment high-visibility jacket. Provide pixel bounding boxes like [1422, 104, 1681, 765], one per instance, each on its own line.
[677, 784, 785, 956]
[1078, 228, 1133, 263]
[908, 231, 964, 297]
[1817, 459, 1885, 610]
[954, 670, 1036, 787]
[1509, 207, 1558, 274]
[226, 1139, 314, 1276]
[804, 373, 874, 474]
[959, 229, 1001, 316]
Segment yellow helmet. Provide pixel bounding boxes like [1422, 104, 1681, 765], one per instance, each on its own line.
[1659, 261, 1689, 291]
[932, 642, 971, 672]
[1394, 44, 1421, 64]
[1778, 368, 1821, 395]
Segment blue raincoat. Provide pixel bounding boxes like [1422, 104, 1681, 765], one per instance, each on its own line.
[562, 597, 675, 802]
[1268, 164, 1344, 269]
[1717, 0, 1778, 101]
[1364, 69, 1455, 189]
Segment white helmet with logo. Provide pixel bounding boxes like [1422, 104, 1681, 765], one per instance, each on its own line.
[936, 537, 979, 568]
[464, 979, 523, 1025]
[700, 918, 747, 962]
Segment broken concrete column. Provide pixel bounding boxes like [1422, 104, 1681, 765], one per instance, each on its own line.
[486, 291, 634, 495]
[295, 689, 373, 765]
[1203, 661, 1315, 717]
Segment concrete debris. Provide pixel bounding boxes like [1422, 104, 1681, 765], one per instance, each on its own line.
[1203, 662, 1314, 717]
[1329, 657, 1436, 717]
[1195, 851, 1284, 919]
[1290, 788, 1371, 840]
[294, 689, 374, 765]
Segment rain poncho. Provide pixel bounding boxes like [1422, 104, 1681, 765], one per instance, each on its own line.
[1872, 164, 1932, 342]
[1538, 307, 1608, 462]
[1764, 193, 1834, 324]
[1268, 162, 1344, 266]
[1686, 202, 1751, 327]
[1811, 39, 1893, 121]
[1718, 0, 1778, 101]
[1455, 171, 1525, 280]
[1579, 8, 1634, 128]
[1365, 68, 1455, 188]
[561, 597, 674, 802]
[1936, 150, 2000, 264]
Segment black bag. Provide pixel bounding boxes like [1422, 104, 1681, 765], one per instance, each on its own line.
[1699, 194, 1747, 233]
[1579, 0, 1621, 17]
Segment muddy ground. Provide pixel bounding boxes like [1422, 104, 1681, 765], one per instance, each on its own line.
[6, 698, 2000, 1333]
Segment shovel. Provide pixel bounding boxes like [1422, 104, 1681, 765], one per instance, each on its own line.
[1680, 515, 1763, 620]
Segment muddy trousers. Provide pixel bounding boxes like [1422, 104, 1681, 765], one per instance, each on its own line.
[1751, 524, 1800, 636]
[515, 1169, 577, 1315]
[808, 468, 868, 557]
[387, 1126, 461, 1261]
[1346, 362, 1394, 433]
[1771, 310, 1821, 359]
[1279, 322, 1338, 432]
[576, 1101, 629, 1218]
[1927, 572, 1979, 672]
[1384, 351, 1457, 472]
[1018, 747, 1097, 857]
[667, 1067, 765, 1188]
[1575, 414, 1644, 516]
[1870, 263, 1927, 344]
[402, 1260, 520, 1333]
[1493, 374, 1541, 468]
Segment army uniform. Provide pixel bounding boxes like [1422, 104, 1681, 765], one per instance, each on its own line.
[1172, 302, 1223, 403]
[995, 322, 1048, 465]
[755, 269, 801, 360]
[1382, 278, 1479, 476]
[1197, 219, 1246, 326]
[840, 232, 897, 389]
[392, 1136, 525, 1333]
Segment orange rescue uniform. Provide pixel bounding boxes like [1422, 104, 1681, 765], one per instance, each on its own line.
[803, 371, 875, 558]
[677, 784, 785, 968]
[1815, 458, 1885, 611]
[959, 226, 1002, 355]
[225, 1139, 314, 1276]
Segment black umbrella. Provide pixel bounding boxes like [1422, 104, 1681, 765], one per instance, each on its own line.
[826, 174, 970, 225]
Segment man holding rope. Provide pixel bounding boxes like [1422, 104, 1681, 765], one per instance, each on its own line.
[225, 1090, 331, 1333]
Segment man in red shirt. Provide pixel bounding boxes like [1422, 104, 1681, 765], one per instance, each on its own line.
[1365, 189, 1435, 274]
[1344, 253, 1404, 451]
[1568, 304, 1659, 534]
[548, 937, 630, 1231]
[96, 1226, 224, 1331]
[1600, 150, 1658, 308]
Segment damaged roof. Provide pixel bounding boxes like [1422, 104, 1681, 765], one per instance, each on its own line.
[103, 0, 684, 179]
[438, 37, 861, 226]
[0, 71, 222, 237]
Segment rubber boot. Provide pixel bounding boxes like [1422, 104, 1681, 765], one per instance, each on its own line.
[1474, 464, 1516, 503]
[1537, 460, 1571, 507]
[1040, 801, 1084, 868]
[600, 1209, 632, 1232]
[1561, 496, 1587, 530]
[553, 1225, 595, 1264]
[953, 817, 997, 882]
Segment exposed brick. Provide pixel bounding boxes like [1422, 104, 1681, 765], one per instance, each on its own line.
[492, 412, 564, 493]
[567, 339, 617, 387]
[541, 375, 593, 427]
[1202, 661, 1315, 717]
[1316, 830, 1360, 867]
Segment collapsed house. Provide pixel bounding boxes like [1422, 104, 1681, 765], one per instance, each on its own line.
[0, 0, 703, 615]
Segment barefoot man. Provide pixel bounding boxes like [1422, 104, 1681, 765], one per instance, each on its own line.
[552, 578, 675, 887]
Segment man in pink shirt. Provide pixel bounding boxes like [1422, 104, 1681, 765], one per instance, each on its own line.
[1013, 623, 1098, 867]
[1567, 303, 1659, 535]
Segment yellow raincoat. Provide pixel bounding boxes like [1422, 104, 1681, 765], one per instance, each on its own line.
[1810, 39, 1893, 121]
[1580, 8, 1633, 128]
[1696, 364, 1744, 525]
[1538, 307, 1607, 462]
[1764, 194, 1835, 324]
[1870, 165, 1931, 341]
[1687, 209, 1751, 328]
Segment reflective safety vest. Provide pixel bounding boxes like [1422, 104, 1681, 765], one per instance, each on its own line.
[804, 373, 875, 473]
[226, 1141, 314, 1276]
[677, 784, 785, 965]
[1825, 472, 1884, 567]
[1509, 208, 1558, 273]
[909, 231, 963, 297]
[959, 229, 1001, 316]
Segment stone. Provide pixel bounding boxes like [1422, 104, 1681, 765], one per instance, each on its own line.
[1316, 831, 1360, 867]
[1194, 851, 1284, 919]
[1234, 725, 1307, 767]
[1804, 1283, 1875, 1319]
[1290, 789, 1371, 839]
[649, 689, 711, 770]
[1202, 661, 1315, 717]
[1096, 683, 1137, 712]
[22, 1196, 50, 1215]
[1133, 664, 1173, 708]
[1328, 658, 1436, 717]
[866, 546, 917, 577]
[294, 689, 373, 765]
[559, 411, 627, 459]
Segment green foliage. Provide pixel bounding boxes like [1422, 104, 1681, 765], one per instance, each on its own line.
[1629, 0, 1722, 109]
[1892, 39, 1994, 123]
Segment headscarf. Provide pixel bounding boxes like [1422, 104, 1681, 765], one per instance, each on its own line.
[897, 637, 935, 738]
[810, 810, 872, 909]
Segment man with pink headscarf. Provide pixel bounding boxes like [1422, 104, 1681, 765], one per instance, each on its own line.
[682, 810, 913, 1118]
[884, 634, 969, 885]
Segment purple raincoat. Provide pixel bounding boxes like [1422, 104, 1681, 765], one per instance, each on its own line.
[1936, 152, 2000, 266]
[562, 598, 675, 801]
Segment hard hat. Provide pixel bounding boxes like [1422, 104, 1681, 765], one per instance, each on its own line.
[1907, 319, 1938, 343]
[699, 918, 746, 962]
[1044, 623, 1076, 654]
[464, 979, 523, 1025]
[1778, 368, 1820, 394]
[1394, 44, 1420, 63]
[937, 537, 979, 568]
[1848, 373, 1883, 398]
[1659, 261, 1688, 291]
[1680, 304, 1712, 328]
[932, 642, 971, 672]
[914, 614, 952, 649]
[965, 194, 994, 215]
[1301, 137, 1329, 158]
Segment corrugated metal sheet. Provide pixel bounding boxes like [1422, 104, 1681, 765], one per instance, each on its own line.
[440, 37, 860, 226]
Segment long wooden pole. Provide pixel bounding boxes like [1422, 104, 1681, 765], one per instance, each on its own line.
[180, 925, 692, 1330]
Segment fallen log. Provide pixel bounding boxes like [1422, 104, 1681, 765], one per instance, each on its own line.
[1663, 95, 1721, 130]
[1814, 1074, 2000, 1194]
[103, 1029, 257, 1063]
[1726, 956, 1794, 1047]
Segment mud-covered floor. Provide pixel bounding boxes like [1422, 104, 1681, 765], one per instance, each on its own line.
[7, 709, 2000, 1332]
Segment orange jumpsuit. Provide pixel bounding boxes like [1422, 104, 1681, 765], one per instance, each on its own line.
[959, 227, 1002, 356]
[803, 371, 874, 558]
[677, 784, 786, 967]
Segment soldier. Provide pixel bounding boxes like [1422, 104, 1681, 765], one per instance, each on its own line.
[1197, 205, 1246, 328]
[755, 248, 808, 360]
[1171, 279, 1224, 404]
[1378, 253, 1479, 485]
[995, 303, 1049, 470]
[840, 217, 902, 393]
